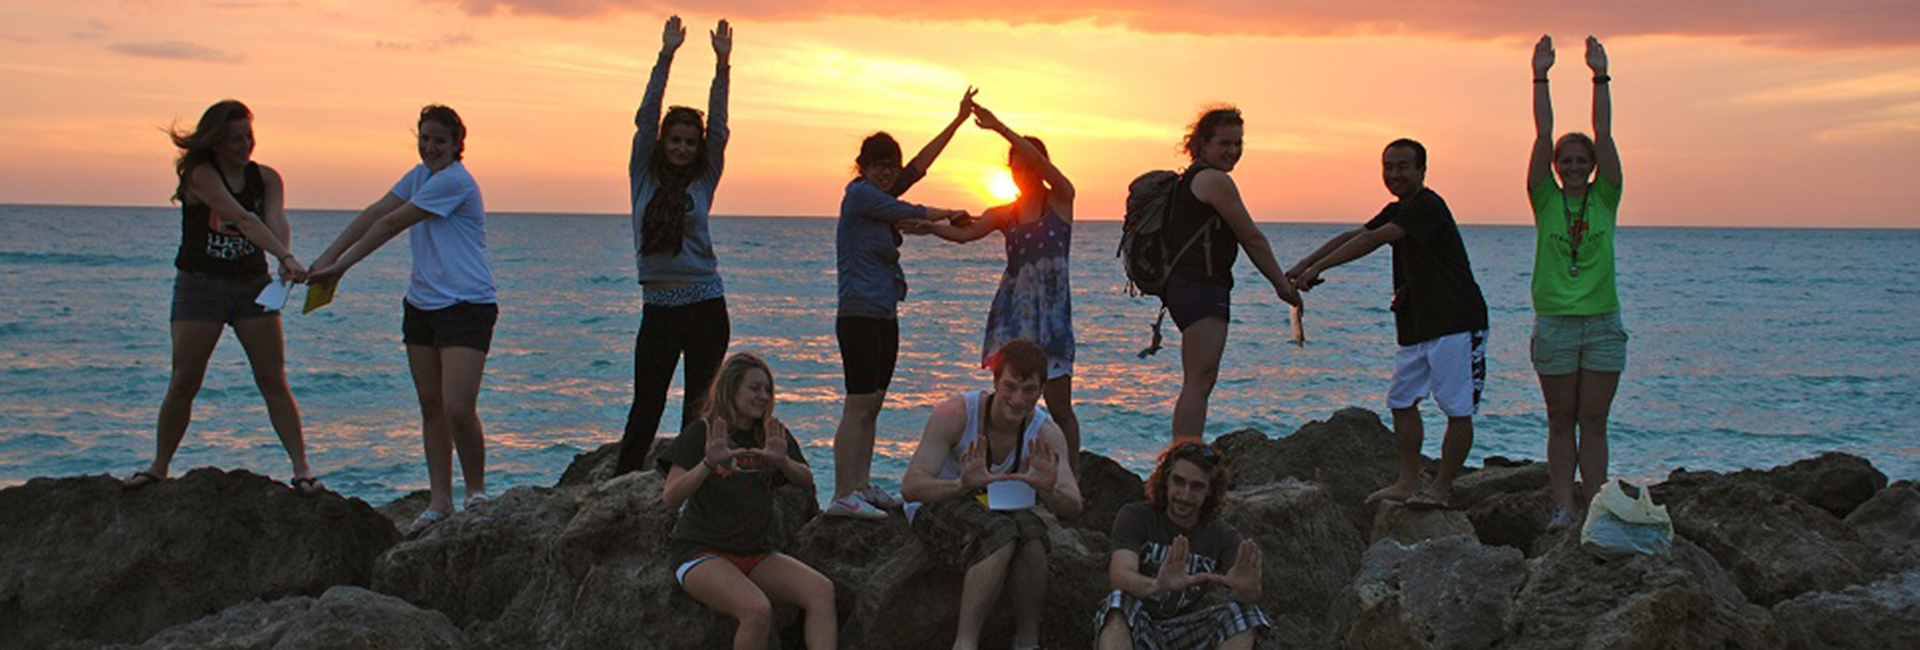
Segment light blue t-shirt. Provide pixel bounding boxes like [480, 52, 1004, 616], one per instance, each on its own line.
[390, 162, 496, 310]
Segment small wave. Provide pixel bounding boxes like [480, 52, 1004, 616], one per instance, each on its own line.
[0, 321, 29, 338]
[0, 251, 150, 267]
[585, 275, 627, 285]
[0, 433, 76, 453]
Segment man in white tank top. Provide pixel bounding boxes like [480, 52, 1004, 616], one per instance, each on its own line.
[902, 339, 1084, 650]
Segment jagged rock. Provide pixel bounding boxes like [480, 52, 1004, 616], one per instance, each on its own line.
[554, 440, 669, 489]
[112, 586, 463, 650]
[376, 490, 432, 530]
[1661, 452, 1888, 519]
[1505, 535, 1777, 649]
[1215, 408, 1420, 538]
[1844, 485, 1920, 571]
[1466, 488, 1559, 555]
[1369, 503, 1474, 545]
[1070, 450, 1147, 536]
[1223, 480, 1369, 649]
[1771, 570, 1920, 649]
[0, 469, 399, 648]
[1345, 535, 1528, 650]
[372, 456, 819, 649]
[1665, 480, 1881, 604]
[1451, 460, 1549, 510]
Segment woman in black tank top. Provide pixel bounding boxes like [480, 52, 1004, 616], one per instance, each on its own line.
[130, 100, 322, 495]
[1165, 107, 1303, 441]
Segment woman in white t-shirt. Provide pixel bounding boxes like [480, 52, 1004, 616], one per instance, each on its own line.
[310, 105, 498, 534]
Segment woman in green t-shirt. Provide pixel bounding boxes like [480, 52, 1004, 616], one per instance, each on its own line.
[660, 353, 836, 649]
[1528, 35, 1628, 527]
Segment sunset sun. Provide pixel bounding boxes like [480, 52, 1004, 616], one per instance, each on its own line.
[986, 173, 1019, 202]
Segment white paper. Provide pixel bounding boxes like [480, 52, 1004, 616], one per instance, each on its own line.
[255, 279, 292, 311]
[987, 479, 1037, 511]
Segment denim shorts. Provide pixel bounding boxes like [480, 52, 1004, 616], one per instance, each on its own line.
[170, 271, 275, 324]
[1531, 311, 1628, 375]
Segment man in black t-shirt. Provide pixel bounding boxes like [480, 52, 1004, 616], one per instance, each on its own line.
[1289, 139, 1490, 509]
[1097, 441, 1267, 649]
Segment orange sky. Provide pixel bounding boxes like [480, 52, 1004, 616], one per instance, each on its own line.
[2, 1, 1916, 227]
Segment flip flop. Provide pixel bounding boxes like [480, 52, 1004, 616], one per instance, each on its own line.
[290, 476, 326, 496]
[1404, 492, 1453, 511]
[407, 510, 449, 537]
[124, 471, 164, 490]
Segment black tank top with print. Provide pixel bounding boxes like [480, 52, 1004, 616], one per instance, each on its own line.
[175, 162, 269, 277]
[1165, 165, 1240, 287]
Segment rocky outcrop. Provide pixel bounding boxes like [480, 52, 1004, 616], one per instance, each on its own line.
[1215, 408, 1417, 538]
[1771, 570, 1920, 649]
[0, 469, 399, 648]
[1223, 480, 1369, 649]
[1663, 479, 1881, 604]
[1844, 484, 1920, 571]
[1345, 535, 1528, 650]
[1070, 450, 1147, 536]
[1369, 502, 1475, 545]
[110, 586, 463, 650]
[1505, 534, 1778, 649]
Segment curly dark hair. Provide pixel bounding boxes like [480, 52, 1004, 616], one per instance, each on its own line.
[1145, 440, 1233, 524]
[1180, 105, 1243, 161]
[641, 106, 707, 256]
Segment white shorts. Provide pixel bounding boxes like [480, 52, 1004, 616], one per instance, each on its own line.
[1388, 330, 1487, 417]
[1048, 358, 1073, 381]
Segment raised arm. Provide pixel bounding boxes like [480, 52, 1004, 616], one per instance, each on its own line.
[905, 87, 977, 175]
[629, 16, 684, 203]
[1528, 34, 1556, 191]
[1190, 170, 1301, 307]
[703, 19, 732, 181]
[973, 103, 1075, 212]
[187, 164, 302, 278]
[1588, 36, 1622, 188]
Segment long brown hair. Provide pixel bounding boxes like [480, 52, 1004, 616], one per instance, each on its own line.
[698, 352, 774, 436]
[640, 106, 707, 256]
[169, 100, 252, 203]
[1145, 440, 1233, 524]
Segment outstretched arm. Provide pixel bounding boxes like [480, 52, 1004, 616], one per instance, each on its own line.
[922, 206, 1004, 243]
[1588, 36, 1622, 189]
[1191, 170, 1301, 307]
[187, 164, 301, 278]
[1528, 34, 1556, 191]
[630, 15, 685, 203]
[906, 87, 977, 175]
[1293, 224, 1404, 290]
[307, 198, 433, 286]
[1289, 228, 1363, 281]
[973, 103, 1075, 214]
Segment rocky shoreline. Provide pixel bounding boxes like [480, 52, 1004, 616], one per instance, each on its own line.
[3, 407, 1914, 649]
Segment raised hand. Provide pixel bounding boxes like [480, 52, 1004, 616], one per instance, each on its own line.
[1219, 539, 1263, 597]
[756, 417, 789, 466]
[972, 103, 1004, 132]
[1012, 437, 1058, 492]
[957, 86, 979, 122]
[711, 19, 732, 59]
[1152, 535, 1205, 595]
[662, 15, 686, 53]
[1532, 34, 1554, 77]
[1585, 35, 1608, 74]
[959, 437, 991, 490]
[703, 416, 739, 476]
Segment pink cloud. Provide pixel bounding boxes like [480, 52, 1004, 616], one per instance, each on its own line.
[434, 1, 1918, 48]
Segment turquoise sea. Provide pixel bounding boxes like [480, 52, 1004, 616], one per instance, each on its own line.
[0, 205, 1914, 503]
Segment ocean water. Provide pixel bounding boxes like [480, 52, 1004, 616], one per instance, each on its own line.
[0, 205, 1914, 504]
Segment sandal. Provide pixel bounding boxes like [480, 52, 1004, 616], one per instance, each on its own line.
[1405, 491, 1454, 511]
[408, 509, 450, 536]
[290, 476, 327, 495]
[464, 492, 490, 510]
[124, 471, 164, 490]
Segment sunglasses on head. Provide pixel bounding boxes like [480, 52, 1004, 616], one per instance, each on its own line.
[1169, 441, 1220, 464]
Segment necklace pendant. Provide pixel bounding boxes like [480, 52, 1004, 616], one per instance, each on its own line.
[1569, 264, 1581, 278]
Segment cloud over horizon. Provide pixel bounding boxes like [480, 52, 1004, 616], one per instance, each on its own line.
[108, 41, 244, 63]
[435, 0, 1920, 48]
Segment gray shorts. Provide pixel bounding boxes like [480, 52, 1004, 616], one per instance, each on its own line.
[170, 271, 276, 324]
[1531, 311, 1628, 375]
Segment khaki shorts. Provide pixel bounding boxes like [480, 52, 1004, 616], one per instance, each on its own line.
[1531, 311, 1628, 375]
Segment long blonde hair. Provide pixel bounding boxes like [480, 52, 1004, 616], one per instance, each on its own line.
[699, 352, 775, 436]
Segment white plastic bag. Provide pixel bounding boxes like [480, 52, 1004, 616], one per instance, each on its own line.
[1579, 480, 1673, 557]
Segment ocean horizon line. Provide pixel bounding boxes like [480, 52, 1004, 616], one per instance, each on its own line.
[6, 202, 1915, 231]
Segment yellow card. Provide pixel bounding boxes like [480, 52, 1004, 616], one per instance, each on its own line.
[302, 282, 337, 314]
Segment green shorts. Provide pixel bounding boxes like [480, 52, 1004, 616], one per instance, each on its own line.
[1531, 311, 1628, 375]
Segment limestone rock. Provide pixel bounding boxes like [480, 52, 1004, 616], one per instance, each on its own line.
[1451, 459, 1549, 510]
[1844, 485, 1920, 571]
[1661, 452, 1888, 519]
[1223, 480, 1369, 649]
[1505, 535, 1777, 649]
[1465, 488, 1558, 556]
[1771, 570, 1920, 649]
[116, 586, 463, 650]
[1664, 480, 1881, 604]
[1345, 536, 1528, 650]
[1214, 408, 1418, 538]
[0, 469, 399, 648]
[1370, 502, 1475, 545]
[1070, 450, 1147, 536]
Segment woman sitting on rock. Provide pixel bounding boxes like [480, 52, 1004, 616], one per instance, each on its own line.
[660, 353, 835, 649]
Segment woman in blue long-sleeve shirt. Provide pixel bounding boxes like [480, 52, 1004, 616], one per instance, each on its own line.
[616, 15, 734, 475]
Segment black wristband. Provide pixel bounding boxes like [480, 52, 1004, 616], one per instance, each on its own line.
[1533, 78, 1549, 83]
[1593, 75, 1611, 84]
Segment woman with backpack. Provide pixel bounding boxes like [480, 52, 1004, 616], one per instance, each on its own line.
[1529, 35, 1628, 526]
[615, 15, 734, 477]
[907, 101, 1082, 470]
[1161, 106, 1302, 441]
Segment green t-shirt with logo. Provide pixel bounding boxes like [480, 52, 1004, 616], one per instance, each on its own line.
[1529, 176, 1621, 315]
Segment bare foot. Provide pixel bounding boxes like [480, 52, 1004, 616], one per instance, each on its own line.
[1366, 482, 1419, 505]
[1406, 488, 1452, 510]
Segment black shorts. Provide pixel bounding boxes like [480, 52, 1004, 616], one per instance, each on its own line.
[403, 301, 499, 352]
[170, 271, 276, 324]
[1162, 274, 1232, 331]
[836, 316, 899, 395]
